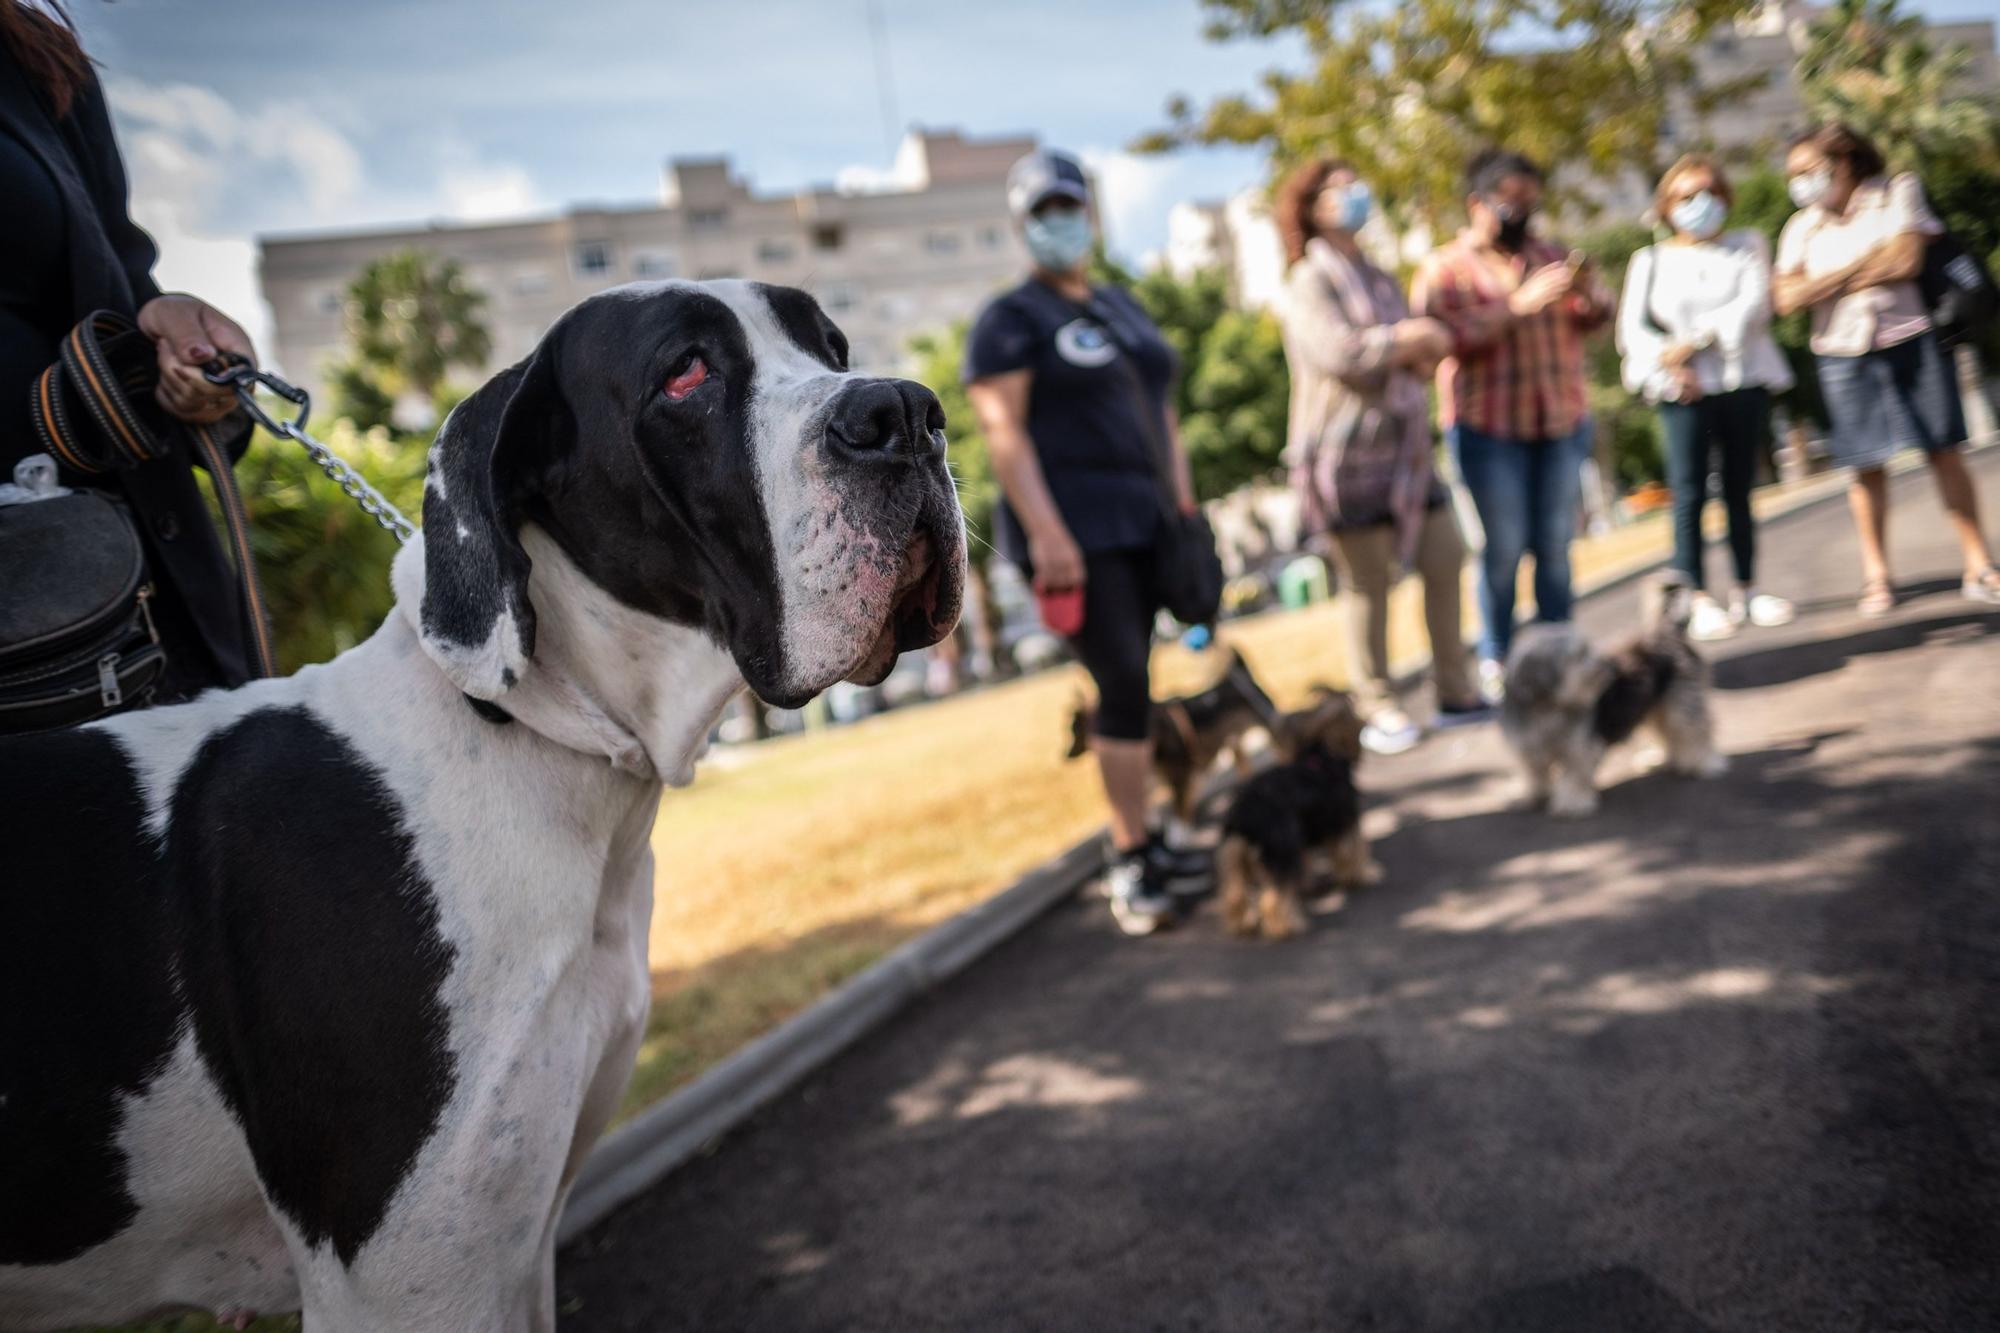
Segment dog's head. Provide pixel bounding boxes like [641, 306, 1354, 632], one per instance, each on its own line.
[1643, 571, 1696, 638]
[413, 280, 965, 710]
[1505, 625, 1612, 714]
[1218, 644, 1279, 728]
[1275, 686, 1365, 763]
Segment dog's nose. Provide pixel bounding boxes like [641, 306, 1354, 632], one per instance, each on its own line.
[826, 379, 946, 463]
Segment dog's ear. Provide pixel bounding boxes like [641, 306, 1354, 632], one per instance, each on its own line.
[417, 344, 564, 700]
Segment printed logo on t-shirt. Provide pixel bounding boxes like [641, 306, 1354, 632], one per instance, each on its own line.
[1054, 319, 1118, 368]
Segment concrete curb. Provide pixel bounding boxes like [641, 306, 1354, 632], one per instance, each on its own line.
[559, 437, 1993, 1246]
[558, 835, 1105, 1244]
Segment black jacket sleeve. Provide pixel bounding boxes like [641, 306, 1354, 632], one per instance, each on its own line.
[67, 74, 162, 310]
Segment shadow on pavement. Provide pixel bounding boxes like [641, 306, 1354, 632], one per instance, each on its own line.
[1712, 608, 1999, 690]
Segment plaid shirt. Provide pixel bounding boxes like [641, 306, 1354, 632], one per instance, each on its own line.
[1411, 231, 1609, 441]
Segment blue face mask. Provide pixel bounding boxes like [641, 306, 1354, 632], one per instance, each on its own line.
[1334, 181, 1373, 232]
[1670, 189, 1727, 240]
[1024, 208, 1093, 272]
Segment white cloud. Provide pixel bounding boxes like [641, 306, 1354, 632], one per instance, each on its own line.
[101, 78, 545, 377]
[1077, 146, 1185, 260]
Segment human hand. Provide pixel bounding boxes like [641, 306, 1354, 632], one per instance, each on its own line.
[1660, 341, 1696, 369]
[1671, 366, 1703, 403]
[1028, 523, 1086, 593]
[1397, 316, 1453, 366]
[138, 294, 257, 426]
[1507, 263, 1575, 318]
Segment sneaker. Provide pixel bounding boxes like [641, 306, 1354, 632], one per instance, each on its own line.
[1477, 658, 1507, 703]
[1689, 593, 1737, 642]
[1434, 697, 1496, 729]
[1964, 568, 2000, 607]
[1732, 589, 1795, 628]
[1105, 850, 1176, 937]
[1360, 708, 1422, 756]
[1145, 834, 1212, 882]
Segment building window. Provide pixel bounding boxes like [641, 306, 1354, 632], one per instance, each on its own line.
[317, 290, 343, 315]
[821, 284, 857, 313]
[924, 230, 962, 255]
[513, 268, 551, 296]
[633, 252, 679, 278]
[573, 242, 614, 277]
[812, 223, 845, 251]
[690, 207, 729, 231]
[757, 239, 796, 264]
[980, 226, 1006, 249]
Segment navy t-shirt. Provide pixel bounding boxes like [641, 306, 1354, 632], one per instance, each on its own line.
[963, 279, 1176, 568]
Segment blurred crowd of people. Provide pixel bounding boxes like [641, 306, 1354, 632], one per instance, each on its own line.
[968, 132, 1998, 932]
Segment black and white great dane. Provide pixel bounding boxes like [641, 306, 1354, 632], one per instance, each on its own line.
[0, 280, 965, 1331]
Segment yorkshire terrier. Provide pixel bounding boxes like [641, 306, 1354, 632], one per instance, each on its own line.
[1215, 687, 1375, 940]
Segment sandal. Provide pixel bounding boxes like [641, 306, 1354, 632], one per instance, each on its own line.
[1964, 567, 2000, 607]
[1857, 579, 1897, 618]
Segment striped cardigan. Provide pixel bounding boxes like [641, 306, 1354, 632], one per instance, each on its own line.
[1280, 238, 1442, 567]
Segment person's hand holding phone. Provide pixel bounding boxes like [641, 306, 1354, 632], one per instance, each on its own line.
[1508, 262, 1575, 318]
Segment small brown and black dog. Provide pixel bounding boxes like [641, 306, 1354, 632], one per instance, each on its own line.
[1216, 687, 1376, 940]
[1065, 645, 1278, 834]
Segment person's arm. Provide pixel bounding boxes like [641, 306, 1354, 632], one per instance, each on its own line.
[966, 369, 1084, 591]
[1688, 232, 1775, 359]
[1285, 263, 1445, 383]
[1164, 405, 1196, 515]
[1412, 252, 1574, 354]
[1616, 246, 1679, 401]
[67, 75, 162, 311]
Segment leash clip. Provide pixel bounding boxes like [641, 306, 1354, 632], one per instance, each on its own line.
[201, 356, 417, 545]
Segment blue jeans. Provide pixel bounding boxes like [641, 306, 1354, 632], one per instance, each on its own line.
[1449, 419, 1593, 663]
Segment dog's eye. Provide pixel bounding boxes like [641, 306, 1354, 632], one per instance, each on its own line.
[664, 355, 708, 402]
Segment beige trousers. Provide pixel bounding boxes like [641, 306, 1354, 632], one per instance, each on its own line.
[1327, 506, 1475, 718]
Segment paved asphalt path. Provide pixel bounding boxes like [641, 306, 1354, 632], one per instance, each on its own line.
[559, 449, 2000, 1333]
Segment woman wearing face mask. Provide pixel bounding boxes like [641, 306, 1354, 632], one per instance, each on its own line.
[963, 149, 1204, 937]
[1773, 123, 1999, 614]
[1412, 147, 1614, 691]
[1618, 155, 1797, 640]
[1275, 158, 1488, 754]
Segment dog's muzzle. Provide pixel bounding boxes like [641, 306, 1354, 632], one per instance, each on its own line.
[825, 379, 947, 464]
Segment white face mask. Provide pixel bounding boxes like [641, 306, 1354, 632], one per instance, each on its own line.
[1789, 168, 1832, 210]
[1670, 190, 1727, 240]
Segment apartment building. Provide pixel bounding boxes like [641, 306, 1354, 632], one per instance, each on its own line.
[258, 129, 1035, 400]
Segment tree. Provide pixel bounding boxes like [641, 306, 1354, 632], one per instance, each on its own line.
[1138, 0, 1765, 226]
[1798, 0, 2000, 187]
[342, 250, 493, 404]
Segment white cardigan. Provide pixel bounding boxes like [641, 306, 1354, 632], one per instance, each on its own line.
[1618, 230, 1795, 404]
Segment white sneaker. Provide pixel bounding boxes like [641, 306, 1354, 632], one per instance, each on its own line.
[1477, 658, 1507, 703]
[1689, 594, 1737, 642]
[1733, 589, 1795, 628]
[1360, 709, 1421, 756]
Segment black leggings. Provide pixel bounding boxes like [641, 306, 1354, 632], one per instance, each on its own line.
[1661, 386, 1767, 591]
[1074, 547, 1159, 742]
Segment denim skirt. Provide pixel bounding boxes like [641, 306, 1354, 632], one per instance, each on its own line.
[1815, 331, 1967, 470]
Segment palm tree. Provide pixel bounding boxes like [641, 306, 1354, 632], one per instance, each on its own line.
[342, 250, 493, 405]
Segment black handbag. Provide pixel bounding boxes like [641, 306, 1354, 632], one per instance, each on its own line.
[0, 311, 274, 734]
[1919, 225, 1998, 348]
[1079, 295, 1224, 627]
[0, 471, 166, 731]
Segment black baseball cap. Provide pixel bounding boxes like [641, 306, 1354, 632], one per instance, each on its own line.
[1007, 149, 1089, 220]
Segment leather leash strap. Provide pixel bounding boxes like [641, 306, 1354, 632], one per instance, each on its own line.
[30, 310, 278, 678]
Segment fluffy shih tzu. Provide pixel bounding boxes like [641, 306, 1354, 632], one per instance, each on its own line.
[1216, 687, 1376, 940]
[1499, 573, 1725, 818]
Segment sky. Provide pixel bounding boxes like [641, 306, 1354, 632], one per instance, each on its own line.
[70, 0, 1305, 362]
[69, 0, 1999, 364]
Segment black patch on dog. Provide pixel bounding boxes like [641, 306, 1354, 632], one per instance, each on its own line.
[1593, 644, 1678, 745]
[0, 728, 180, 1265]
[166, 706, 458, 1265]
[751, 282, 849, 371]
[1221, 744, 1361, 881]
